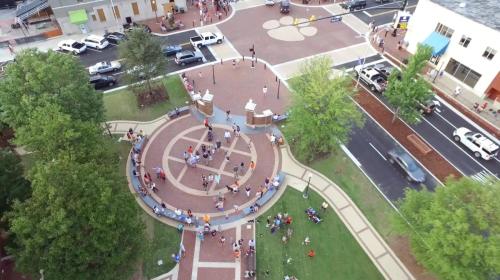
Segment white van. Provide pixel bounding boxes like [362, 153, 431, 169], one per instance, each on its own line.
[82, 35, 109, 49]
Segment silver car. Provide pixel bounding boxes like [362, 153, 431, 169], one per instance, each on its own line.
[174, 50, 203, 66]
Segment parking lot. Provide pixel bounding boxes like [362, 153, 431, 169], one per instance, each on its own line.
[55, 30, 216, 91]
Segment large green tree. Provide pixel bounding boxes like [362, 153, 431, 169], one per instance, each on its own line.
[0, 49, 104, 129]
[7, 156, 144, 280]
[385, 44, 433, 123]
[394, 177, 500, 280]
[287, 56, 364, 162]
[118, 29, 167, 95]
[0, 148, 31, 226]
[14, 104, 109, 163]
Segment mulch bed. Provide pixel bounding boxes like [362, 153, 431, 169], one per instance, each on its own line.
[354, 88, 461, 182]
[136, 84, 169, 108]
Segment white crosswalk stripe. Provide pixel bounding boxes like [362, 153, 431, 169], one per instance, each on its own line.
[470, 171, 495, 184]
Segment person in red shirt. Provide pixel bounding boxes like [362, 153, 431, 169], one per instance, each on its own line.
[308, 249, 315, 258]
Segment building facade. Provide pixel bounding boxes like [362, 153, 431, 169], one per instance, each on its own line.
[48, 0, 187, 35]
[404, 0, 500, 99]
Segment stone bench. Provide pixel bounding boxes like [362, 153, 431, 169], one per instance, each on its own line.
[167, 106, 190, 119]
[407, 134, 431, 155]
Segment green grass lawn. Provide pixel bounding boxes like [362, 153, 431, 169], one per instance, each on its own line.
[104, 75, 190, 121]
[308, 152, 397, 238]
[115, 139, 181, 278]
[256, 187, 384, 280]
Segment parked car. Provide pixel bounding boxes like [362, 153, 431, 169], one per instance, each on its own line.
[89, 75, 117, 89]
[162, 44, 183, 56]
[417, 98, 441, 115]
[453, 127, 499, 160]
[280, 0, 290, 13]
[88, 61, 122, 75]
[374, 0, 391, 3]
[125, 22, 152, 33]
[189, 32, 224, 48]
[265, 0, 275, 6]
[353, 65, 387, 93]
[57, 40, 86, 55]
[373, 64, 394, 79]
[82, 35, 109, 49]
[175, 50, 203, 65]
[104, 32, 127, 44]
[387, 148, 426, 183]
[340, 0, 367, 11]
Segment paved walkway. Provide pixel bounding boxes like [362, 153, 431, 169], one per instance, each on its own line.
[108, 112, 414, 279]
[371, 28, 500, 132]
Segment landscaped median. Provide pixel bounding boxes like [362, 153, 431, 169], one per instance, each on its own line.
[353, 87, 462, 182]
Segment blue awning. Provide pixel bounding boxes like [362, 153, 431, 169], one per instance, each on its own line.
[422, 32, 450, 56]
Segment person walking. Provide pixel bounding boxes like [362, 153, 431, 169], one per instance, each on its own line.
[219, 235, 226, 246]
[453, 85, 462, 97]
[239, 162, 245, 175]
[233, 165, 239, 179]
[226, 110, 231, 121]
[249, 160, 256, 172]
[245, 186, 251, 197]
[262, 85, 268, 97]
[224, 130, 231, 143]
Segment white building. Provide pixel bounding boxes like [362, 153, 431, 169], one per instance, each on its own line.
[404, 0, 500, 100]
[48, 0, 187, 35]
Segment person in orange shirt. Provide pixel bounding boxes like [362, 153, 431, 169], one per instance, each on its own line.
[308, 249, 315, 258]
[249, 160, 255, 172]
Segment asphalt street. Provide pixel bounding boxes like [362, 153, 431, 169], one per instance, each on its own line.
[355, 59, 500, 181]
[69, 30, 216, 91]
[346, 110, 438, 202]
[350, 0, 418, 25]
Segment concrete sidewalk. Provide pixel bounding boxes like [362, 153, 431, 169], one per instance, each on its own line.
[372, 28, 500, 131]
[279, 143, 415, 280]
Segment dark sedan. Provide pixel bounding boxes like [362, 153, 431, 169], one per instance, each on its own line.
[162, 45, 183, 56]
[387, 148, 426, 183]
[89, 75, 117, 90]
[104, 32, 127, 44]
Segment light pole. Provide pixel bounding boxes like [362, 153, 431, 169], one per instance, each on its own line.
[277, 78, 281, 99]
[152, 0, 159, 23]
[303, 173, 312, 199]
[212, 64, 215, 84]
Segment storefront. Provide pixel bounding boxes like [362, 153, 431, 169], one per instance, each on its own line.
[68, 9, 89, 34]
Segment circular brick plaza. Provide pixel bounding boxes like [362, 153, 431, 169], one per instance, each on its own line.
[140, 114, 281, 219]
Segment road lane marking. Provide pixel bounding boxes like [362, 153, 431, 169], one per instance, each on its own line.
[86, 48, 103, 53]
[369, 142, 387, 161]
[435, 111, 457, 129]
[364, 5, 416, 17]
[421, 117, 498, 179]
[340, 144, 362, 167]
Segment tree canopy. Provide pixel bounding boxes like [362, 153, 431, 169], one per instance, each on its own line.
[13, 104, 112, 164]
[384, 44, 433, 124]
[118, 29, 167, 94]
[0, 49, 104, 129]
[286, 56, 364, 162]
[7, 156, 144, 280]
[0, 148, 31, 226]
[394, 177, 500, 280]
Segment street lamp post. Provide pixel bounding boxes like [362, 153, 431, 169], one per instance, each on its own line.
[303, 173, 312, 199]
[212, 64, 215, 84]
[277, 78, 281, 99]
[152, 0, 159, 23]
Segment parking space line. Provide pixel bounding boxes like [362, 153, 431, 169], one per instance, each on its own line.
[421, 117, 497, 178]
[369, 142, 387, 161]
[86, 48, 103, 53]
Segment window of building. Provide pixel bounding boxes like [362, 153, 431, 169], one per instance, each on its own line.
[445, 58, 482, 88]
[96, 8, 106, 22]
[458, 35, 471, 48]
[435, 23, 454, 38]
[113, 6, 120, 19]
[131, 2, 140, 15]
[482, 47, 496, 60]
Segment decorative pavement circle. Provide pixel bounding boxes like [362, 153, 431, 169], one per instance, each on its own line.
[139, 114, 281, 218]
